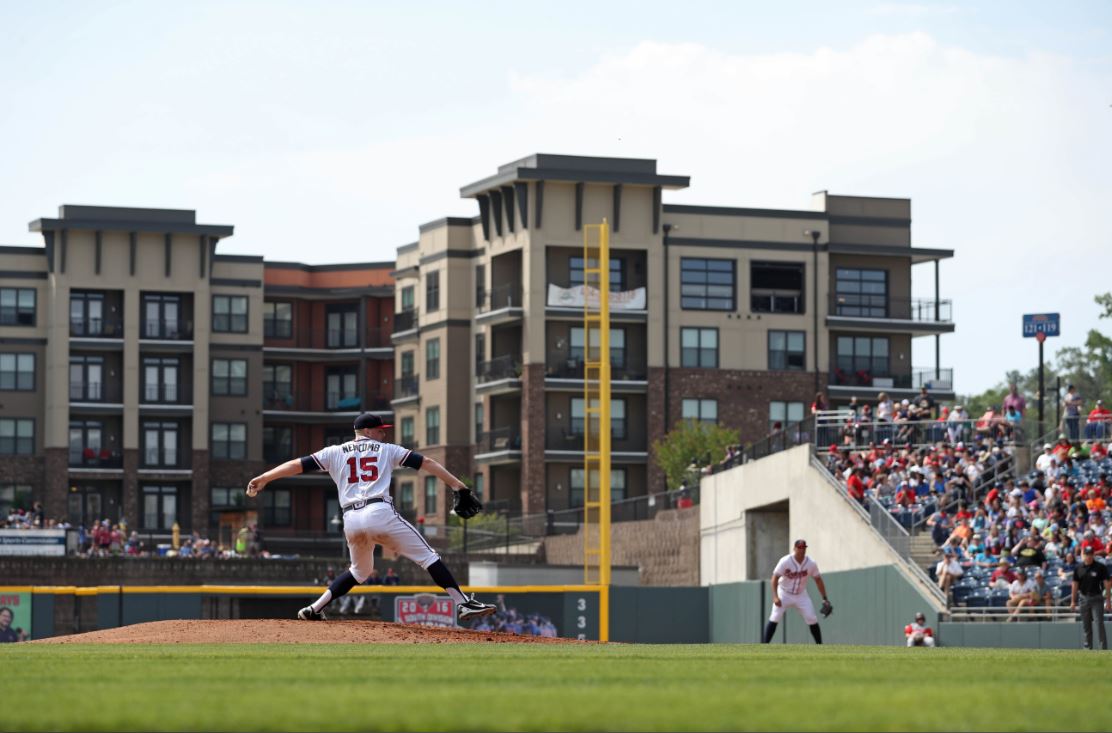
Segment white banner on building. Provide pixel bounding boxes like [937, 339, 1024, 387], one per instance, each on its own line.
[546, 285, 646, 311]
[0, 529, 67, 556]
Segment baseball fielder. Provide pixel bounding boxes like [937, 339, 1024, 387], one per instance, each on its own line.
[246, 412, 496, 623]
[761, 538, 831, 644]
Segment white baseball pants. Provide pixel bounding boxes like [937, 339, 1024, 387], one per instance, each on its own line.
[343, 503, 440, 582]
[769, 590, 818, 625]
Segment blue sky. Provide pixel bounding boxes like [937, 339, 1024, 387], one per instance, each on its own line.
[1, 1, 1109, 395]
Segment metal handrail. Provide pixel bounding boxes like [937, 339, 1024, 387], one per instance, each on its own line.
[477, 355, 520, 383]
[829, 294, 953, 322]
[393, 309, 418, 334]
[478, 285, 522, 313]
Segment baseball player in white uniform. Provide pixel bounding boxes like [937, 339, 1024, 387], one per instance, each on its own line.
[762, 538, 830, 644]
[246, 413, 496, 623]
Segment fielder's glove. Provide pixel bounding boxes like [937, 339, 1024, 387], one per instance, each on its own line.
[820, 599, 833, 618]
[453, 488, 483, 519]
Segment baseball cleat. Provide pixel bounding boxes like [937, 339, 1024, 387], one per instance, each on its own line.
[297, 606, 326, 621]
[457, 594, 496, 622]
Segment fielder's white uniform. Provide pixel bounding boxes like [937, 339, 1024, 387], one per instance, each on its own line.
[309, 440, 438, 582]
[769, 553, 822, 625]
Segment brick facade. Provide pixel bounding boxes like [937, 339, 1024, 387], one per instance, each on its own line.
[41, 449, 64, 519]
[519, 365, 546, 515]
[646, 367, 667, 494]
[122, 448, 140, 529]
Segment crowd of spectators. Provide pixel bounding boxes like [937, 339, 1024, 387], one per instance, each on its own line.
[465, 596, 559, 637]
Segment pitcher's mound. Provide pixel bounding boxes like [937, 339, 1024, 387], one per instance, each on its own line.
[34, 619, 585, 645]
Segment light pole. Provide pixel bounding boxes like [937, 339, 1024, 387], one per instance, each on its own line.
[804, 229, 822, 393]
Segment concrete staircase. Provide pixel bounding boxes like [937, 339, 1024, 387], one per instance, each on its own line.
[909, 534, 938, 575]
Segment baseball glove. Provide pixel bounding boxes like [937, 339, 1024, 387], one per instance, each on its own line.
[453, 488, 483, 519]
[820, 599, 833, 618]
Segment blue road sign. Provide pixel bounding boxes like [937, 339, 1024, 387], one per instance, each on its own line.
[1023, 313, 1060, 338]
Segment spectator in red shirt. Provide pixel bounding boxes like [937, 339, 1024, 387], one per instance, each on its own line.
[1080, 531, 1106, 557]
[1091, 441, 1108, 461]
[990, 559, 1018, 590]
[1087, 400, 1112, 439]
[846, 466, 866, 503]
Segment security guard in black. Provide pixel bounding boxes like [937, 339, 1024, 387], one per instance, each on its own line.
[1074, 558, 1110, 596]
[1071, 549, 1111, 650]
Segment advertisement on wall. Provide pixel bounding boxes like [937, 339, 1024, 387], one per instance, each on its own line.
[0, 529, 66, 556]
[0, 591, 31, 642]
[394, 594, 456, 628]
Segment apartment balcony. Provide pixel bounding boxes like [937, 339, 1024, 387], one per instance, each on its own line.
[141, 319, 194, 341]
[392, 376, 420, 406]
[69, 317, 124, 341]
[262, 326, 393, 361]
[68, 449, 124, 470]
[261, 392, 391, 422]
[827, 295, 954, 335]
[476, 285, 524, 326]
[139, 383, 194, 415]
[474, 427, 522, 465]
[827, 366, 955, 398]
[391, 309, 419, 342]
[326, 391, 363, 411]
[476, 355, 522, 395]
[69, 381, 124, 413]
[139, 452, 192, 472]
[544, 355, 647, 391]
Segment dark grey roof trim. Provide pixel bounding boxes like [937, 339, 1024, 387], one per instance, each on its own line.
[29, 218, 234, 237]
[0, 246, 46, 256]
[213, 254, 264, 263]
[396, 241, 419, 254]
[418, 217, 476, 233]
[264, 260, 394, 272]
[828, 243, 953, 261]
[264, 285, 394, 298]
[418, 249, 481, 266]
[0, 337, 47, 345]
[663, 204, 826, 220]
[390, 265, 419, 279]
[419, 318, 473, 333]
[211, 278, 263, 288]
[829, 215, 911, 227]
[210, 344, 264, 352]
[0, 270, 48, 280]
[667, 236, 822, 253]
[462, 168, 690, 197]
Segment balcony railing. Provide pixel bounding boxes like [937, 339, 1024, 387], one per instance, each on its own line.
[366, 327, 391, 349]
[263, 387, 294, 410]
[393, 309, 418, 335]
[68, 449, 124, 469]
[141, 319, 194, 340]
[478, 285, 522, 313]
[545, 355, 646, 381]
[263, 318, 293, 339]
[476, 427, 522, 454]
[69, 381, 123, 403]
[751, 291, 804, 314]
[477, 355, 521, 383]
[830, 294, 953, 323]
[828, 367, 954, 390]
[141, 383, 193, 405]
[141, 451, 190, 470]
[395, 376, 420, 399]
[326, 328, 359, 349]
[69, 317, 123, 338]
[326, 392, 362, 410]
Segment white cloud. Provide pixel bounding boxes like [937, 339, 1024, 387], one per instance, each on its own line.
[869, 3, 962, 17]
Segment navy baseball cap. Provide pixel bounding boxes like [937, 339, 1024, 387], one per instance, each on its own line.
[793, 539, 808, 549]
[354, 413, 392, 430]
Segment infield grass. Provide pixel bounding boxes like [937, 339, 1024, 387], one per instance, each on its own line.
[3, 643, 1108, 731]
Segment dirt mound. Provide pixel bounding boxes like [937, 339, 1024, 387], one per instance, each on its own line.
[33, 619, 584, 645]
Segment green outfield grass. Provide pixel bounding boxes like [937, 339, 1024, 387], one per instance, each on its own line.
[2, 643, 1107, 731]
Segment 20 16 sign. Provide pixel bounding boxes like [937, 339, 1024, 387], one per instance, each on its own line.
[394, 594, 456, 628]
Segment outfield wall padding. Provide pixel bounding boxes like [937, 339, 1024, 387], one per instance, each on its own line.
[937, 622, 1083, 649]
[610, 587, 709, 643]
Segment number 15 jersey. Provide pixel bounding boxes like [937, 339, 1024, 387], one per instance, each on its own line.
[308, 440, 423, 506]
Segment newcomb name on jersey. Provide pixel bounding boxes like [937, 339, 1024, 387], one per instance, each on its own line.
[310, 440, 416, 505]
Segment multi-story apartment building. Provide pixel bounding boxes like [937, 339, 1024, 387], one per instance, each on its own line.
[0, 206, 395, 545]
[391, 154, 954, 526]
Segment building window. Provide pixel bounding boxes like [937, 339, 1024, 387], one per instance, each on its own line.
[570, 256, 624, 291]
[426, 338, 441, 380]
[0, 288, 36, 326]
[569, 327, 626, 369]
[400, 417, 415, 448]
[570, 398, 626, 440]
[834, 268, 888, 318]
[680, 328, 718, 368]
[69, 355, 104, 402]
[326, 306, 358, 348]
[263, 301, 292, 338]
[400, 351, 415, 377]
[262, 426, 291, 463]
[211, 487, 245, 509]
[401, 285, 415, 312]
[769, 401, 805, 432]
[70, 292, 106, 336]
[682, 399, 718, 424]
[426, 271, 440, 312]
[750, 262, 804, 314]
[475, 264, 485, 307]
[0, 483, 32, 516]
[212, 358, 247, 396]
[835, 336, 890, 380]
[263, 364, 292, 407]
[142, 422, 178, 467]
[260, 489, 292, 526]
[768, 330, 806, 371]
[399, 482, 415, 510]
[213, 295, 248, 333]
[325, 369, 358, 409]
[681, 258, 735, 311]
[475, 403, 484, 439]
[142, 293, 184, 339]
[0, 418, 34, 455]
[570, 468, 627, 507]
[212, 423, 247, 460]
[143, 357, 181, 403]
[475, 333, 485, 374]
[424, 475, 438, 514]
[0, 353, 34, 391]
[68, 420, 104, 466]
[425, 407, 440, 446]
[473, 474, 484, 502]
[141, 485, 178, 530]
